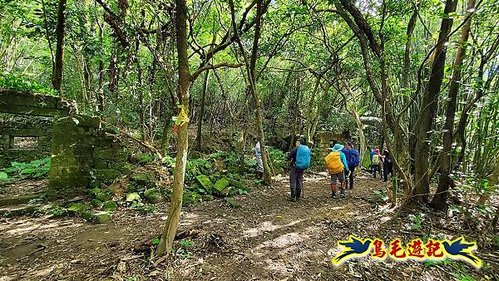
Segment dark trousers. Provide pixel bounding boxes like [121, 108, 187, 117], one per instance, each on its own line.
[383, 163, 393, 182]
[290, 166, 304, 198]
[346, 166, 355, 189]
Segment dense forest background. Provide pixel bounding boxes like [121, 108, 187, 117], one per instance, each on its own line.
[1, 0, 498, 277]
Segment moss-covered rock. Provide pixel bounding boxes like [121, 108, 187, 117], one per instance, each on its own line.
[130, 172, 156, 188]
[89, 187, 112, 201]
[67, 202, 91, 214]
[90, 169, 123, 185]
[81, 210, 94, 221]
[126, 192, 141, 202]
[144, 188, 163, 203]
[91, 199, 103, 208]
[93, 211, 111, 224]
[103, 201, 117, 211]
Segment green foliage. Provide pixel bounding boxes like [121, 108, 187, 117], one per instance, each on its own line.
[372, 189, 389, 203]
[0, 73, 57, 95]
[103, 201, 118, 211]
[0, 157, 51, 179]
[423, 258, 454, 268]
[179, 239, 194, 249]
[182, 190, 202, 206]
[174, 239, 195, 259]
[89, 187, 112, 202]
[267, 146, 288, 172]
[196, 175, 214, 190]
[132, 152, 156, 165]
[409, 214, 423, 231]
[46, 205, 68, 217]
[214, 177, 230, 193]
[135, 204, 156, 215]
[454, 273, 476, 281]
[151, 238, 161, 246]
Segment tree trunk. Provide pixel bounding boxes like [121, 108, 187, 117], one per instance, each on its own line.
[157, 0, 190, 256]
[413, 0, 457, 203]
[196, 70, 210, 151]
[52, 0, 67, 93]
[97, 19, 105, 113]
[305, 78, 320, 145]
[334, 0, 412, 195]
[431, 0, 476, 210]
[289, 76, 301, 150]
[251, 0, 272, 185]
[401, 7, 418, 89]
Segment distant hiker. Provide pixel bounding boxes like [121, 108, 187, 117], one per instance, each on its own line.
[362, 146, 372, 172]
[325, 143, 350, 198]
[382, 143, 393, 182]
[370, 146, 375, 162]
[371, 149, 382, 179]
[287, 137, 311, 202]
[343, 142, 360, 189]
[253, 141, 263, 179]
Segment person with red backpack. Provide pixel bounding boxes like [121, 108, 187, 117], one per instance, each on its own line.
[325, 143, 350, 198]
[287, 137, 311, 202]
[342, 142, 360, 189]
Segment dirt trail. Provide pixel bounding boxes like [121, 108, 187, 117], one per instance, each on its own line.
[0, 173, 496, 280]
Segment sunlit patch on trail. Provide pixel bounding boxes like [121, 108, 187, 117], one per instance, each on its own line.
[242, 220, 303, 238]
[1, 219, 82, 236]
[251, 232, 310, 260]
[179, 213, 201, 226]
[261, 232, 307, 248]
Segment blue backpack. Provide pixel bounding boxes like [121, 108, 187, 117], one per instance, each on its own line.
[295, 145, 311, 170]
[349, 149, 360, 167]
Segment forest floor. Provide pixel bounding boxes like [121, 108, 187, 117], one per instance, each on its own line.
[0, 172, 497, 281]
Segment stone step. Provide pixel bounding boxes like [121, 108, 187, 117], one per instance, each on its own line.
[0, 203, 46, 217]
[0, 193, 44, 207]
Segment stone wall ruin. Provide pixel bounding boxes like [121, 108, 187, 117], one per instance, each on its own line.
[0, 90, 131, 198]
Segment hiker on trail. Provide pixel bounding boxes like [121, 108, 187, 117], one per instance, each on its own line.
[382, 143, 393, 182]
[342, 142, 360, 189]
[361, 146, 372, 172]
[253, 141, 264, 180]
[287, 137, 311, 202]
[370, 146, 375, 162]
[371, 149, 382, 179]
[325, 143, 350, 198]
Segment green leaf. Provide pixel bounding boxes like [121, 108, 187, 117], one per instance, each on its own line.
[0, 172, 8, 180]
[196, 175, 213, 189]
[214, 177, 230, 193]
[126, 192, 141, 202]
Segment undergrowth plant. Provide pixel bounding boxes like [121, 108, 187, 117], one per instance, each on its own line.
[0, 157, 51, 180]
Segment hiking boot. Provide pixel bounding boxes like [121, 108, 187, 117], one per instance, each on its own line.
[331, 192, 336, 198]
[287, 196, 297, 202]
[296, 189, 302, 199]
[340, 190, 346, 198]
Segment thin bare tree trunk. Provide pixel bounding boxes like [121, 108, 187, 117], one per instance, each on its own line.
[196, 70, 210, 151]
[52, 0, 67, 93]
[157, 0, 190, 256]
